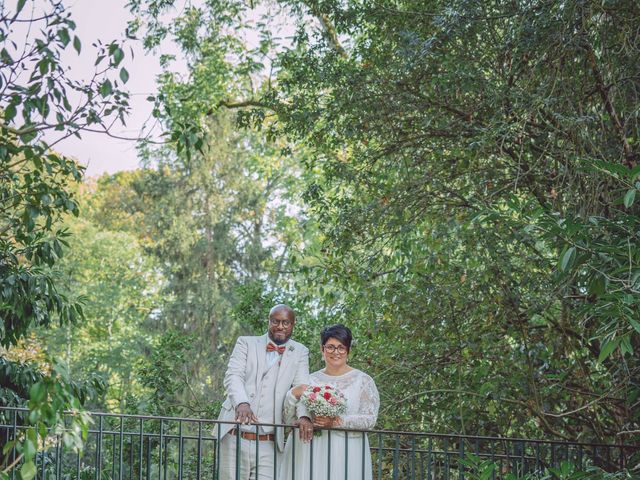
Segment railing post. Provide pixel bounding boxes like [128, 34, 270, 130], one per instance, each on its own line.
[10, 410, 17, 480]
[130, 434, 134, 480]
[459, 438, 464, 480]
[146, 434, 151, 480]
[444, 436, 450, 479]
[392, 434, 399, 480]
[119, 416, 124, 480]
[310, 433, 314, 480]
[411, 435, 416, 480]
[361, 432, 365, 480]
[216, 422, 222, 480]
[96, 415, 103, 480]
[55, 433, 61, 479]
[176, 420, 182, 480]
[427, 437, 432, 480]
[196, 421, 202, 480]
[344, 430, 349, 480]
[158, 419, 164, 480]
[235, 422, 240, 480]
[139, 418, 144, 480]
[327, 429, 332, 480]
[377, 432, 383, 480]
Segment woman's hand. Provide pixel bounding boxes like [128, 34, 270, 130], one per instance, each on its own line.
[291, 384, 308, 400]
[313, 416, 341, 428]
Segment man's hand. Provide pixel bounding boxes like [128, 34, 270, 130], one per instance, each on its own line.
[291, 384, 308, 400]
[235, 403, 258, 425]
[297, 416, 314, 443]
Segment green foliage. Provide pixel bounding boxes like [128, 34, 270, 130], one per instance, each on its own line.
[0, 149, 83, 347]
[42, 216, 161, 411]
[1, 1, 133, 473]
[1, 0, 131, 353]
[85, 112, 307, 415]
[135, 330, 205, 416]
[1, 360, 98, 480]
[462, 455, 635, 480]
[129, 0, 640, 448]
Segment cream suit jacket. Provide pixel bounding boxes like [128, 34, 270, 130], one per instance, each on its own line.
[216, 334, 310, 451]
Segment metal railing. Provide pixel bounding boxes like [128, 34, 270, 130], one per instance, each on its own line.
[1, 407, 638, 479]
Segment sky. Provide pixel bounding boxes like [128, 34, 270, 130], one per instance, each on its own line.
[53, 0, 171, 177]
[15, 0, 295, 177]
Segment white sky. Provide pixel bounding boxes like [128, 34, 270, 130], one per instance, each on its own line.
[10, 0, 298, 177]
[57, 0, 171, 177]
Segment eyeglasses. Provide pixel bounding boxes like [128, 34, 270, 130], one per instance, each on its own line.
[269, 319, 293, 328]
[323, 344, 348, 354]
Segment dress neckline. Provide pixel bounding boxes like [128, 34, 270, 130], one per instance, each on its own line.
[316, 368, 358, 378]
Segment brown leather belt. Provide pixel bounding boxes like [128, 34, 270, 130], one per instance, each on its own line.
[229, 429, 275, 442]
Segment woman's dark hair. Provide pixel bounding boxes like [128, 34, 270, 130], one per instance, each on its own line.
[320, 324, 353, 351]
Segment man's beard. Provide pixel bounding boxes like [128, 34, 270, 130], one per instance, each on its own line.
[269, 332, 290, 345]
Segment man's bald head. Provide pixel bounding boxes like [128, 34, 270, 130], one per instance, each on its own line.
[269, 304, 296, 321]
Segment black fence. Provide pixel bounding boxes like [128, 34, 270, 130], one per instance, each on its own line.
[1, 407, 638, 479]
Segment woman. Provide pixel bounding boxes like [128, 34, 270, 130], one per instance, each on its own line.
[279, 324, 380, 480]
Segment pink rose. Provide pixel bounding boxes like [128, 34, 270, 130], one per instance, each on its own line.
[309, 393, 317, 401]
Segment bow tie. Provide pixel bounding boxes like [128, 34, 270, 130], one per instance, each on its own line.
[266, 342, 286, 354]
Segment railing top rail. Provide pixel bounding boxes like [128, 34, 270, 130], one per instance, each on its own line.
[2, 405, 637, 451]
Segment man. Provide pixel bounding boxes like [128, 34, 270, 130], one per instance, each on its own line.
[216, 304, 314, 480]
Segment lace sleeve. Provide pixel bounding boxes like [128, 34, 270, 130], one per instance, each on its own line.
[282, 389, 299, 425]
[340, 374, 379, 430]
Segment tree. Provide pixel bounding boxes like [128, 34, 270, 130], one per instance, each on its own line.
[79, 113, 307, 415]
[42, 215, 162, 412]
[1, 0, 131, 357]
[130, 0, 640, 447]
[1, 1, 133, 477]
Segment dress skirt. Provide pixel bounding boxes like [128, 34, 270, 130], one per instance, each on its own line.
[278, 430, 373, 480]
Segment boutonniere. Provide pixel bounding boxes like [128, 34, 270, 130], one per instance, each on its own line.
[288, 345, 295, 351]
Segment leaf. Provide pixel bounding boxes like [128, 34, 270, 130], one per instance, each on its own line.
[23, 434, 36, 460]
[73, 36, 82, 54]
[587, 274, 606, 296]
[113, 47, 124, 66]
[623, 188, 636, 208]
[2, 439, 15, 455]
[119, 67, 129, 83]
[19, 460, 36, 480]
[0, 48, 13, 64]
[5, 103, 17, 122]
[16, 0, 27, 14]
[598, 338, 620, 363]
[57, 28, 70, 46]
[29, 382, 46, 402]
[559, 246, 576, 272]
[629, 318, 640, 335]
[99, 79, 113, 97]
[620, 335, 633, 356]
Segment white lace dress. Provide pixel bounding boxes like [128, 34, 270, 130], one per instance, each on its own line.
[279, 369, 380, 480]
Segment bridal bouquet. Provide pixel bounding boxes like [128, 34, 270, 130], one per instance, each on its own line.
[300, 385, 347, 417]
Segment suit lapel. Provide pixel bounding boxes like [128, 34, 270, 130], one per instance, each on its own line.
[275, 341, 294, 387]
[255, 334, 268, 388]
